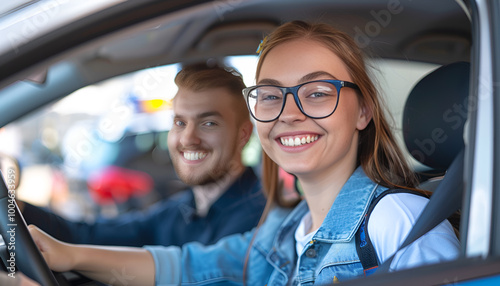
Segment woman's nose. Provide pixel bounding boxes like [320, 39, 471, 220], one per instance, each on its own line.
[279, 93, 306, 123]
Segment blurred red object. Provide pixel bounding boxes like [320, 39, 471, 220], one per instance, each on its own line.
[279, 167, 301, 201]
[87, 166, 153, 205]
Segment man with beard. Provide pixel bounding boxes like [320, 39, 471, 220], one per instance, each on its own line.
[19, 63, 266, 247]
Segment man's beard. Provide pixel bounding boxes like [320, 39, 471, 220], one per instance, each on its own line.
[172, 158, 230, 186]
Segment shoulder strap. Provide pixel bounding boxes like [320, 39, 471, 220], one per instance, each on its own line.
[355, 189, 427, 276]
[375, 149, 464, 274]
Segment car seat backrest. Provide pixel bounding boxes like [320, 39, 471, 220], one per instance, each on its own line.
[367, 62, 471, 274]
[403, 61, 470, 176]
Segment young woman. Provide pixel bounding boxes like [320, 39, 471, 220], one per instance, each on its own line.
[29, 21, 459, 285]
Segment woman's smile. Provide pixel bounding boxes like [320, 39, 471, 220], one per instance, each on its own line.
[279, 134, 319, 147]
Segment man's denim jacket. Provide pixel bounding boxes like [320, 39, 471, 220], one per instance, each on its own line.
[146, 167, 387, 285]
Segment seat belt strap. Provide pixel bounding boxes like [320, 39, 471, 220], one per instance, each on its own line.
[355, 214, 378, 276]
[356, 189, 429, 276]
[375, 149, 464, 274]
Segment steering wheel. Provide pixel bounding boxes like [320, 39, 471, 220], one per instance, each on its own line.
[0, 171, 59, 285]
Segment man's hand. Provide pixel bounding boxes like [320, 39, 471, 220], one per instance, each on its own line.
[28, 225, 75, 272]
[28, 225, 155, 285]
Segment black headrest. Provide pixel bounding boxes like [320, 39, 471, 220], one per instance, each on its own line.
[403, 62, 470, 171]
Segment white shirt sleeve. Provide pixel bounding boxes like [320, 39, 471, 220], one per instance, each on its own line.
[367, 193, 460, 271]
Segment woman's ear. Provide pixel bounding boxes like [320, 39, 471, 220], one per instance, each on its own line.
[356, 102, 373, 131]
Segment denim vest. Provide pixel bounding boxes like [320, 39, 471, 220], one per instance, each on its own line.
[146, 167, 387, 285]
[247, 167, 386, 285]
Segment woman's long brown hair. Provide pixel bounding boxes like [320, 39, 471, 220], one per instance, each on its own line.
[243, 20, 422, 283]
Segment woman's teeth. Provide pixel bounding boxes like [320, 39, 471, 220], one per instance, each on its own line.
[280, 135, 319, 147]
[183, 151, 207, 161]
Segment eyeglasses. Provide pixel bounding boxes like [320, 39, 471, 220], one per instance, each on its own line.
[242, 79, 360, 122]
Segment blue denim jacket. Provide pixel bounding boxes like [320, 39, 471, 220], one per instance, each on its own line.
[146, 167, 387, 285]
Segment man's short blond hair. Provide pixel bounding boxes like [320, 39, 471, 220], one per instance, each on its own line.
[174, 62, 250, 124]
[175, 62, 246, 95]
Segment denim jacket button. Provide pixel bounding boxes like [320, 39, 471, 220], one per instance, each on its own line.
[305, 248, 317, 258]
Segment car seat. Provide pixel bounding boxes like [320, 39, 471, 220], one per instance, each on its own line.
[366, 61, 471, 274]
[402, 61, 470, 190]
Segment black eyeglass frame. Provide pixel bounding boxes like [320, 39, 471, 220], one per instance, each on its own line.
[242, 79, 360, 122]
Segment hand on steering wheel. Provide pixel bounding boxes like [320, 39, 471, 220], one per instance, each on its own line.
[28, 225, 76, 273]
[0, 174, 59, 285]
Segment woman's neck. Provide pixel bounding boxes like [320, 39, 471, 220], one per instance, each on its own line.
[299, 164, 356, 234]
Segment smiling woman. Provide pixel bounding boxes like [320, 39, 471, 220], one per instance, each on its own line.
[252, 21, 459, 281]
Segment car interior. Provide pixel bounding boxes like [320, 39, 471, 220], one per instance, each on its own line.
[403, 62, 470, 189]
[367, 61, 469, 274]
[1, 0, 499, 285]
